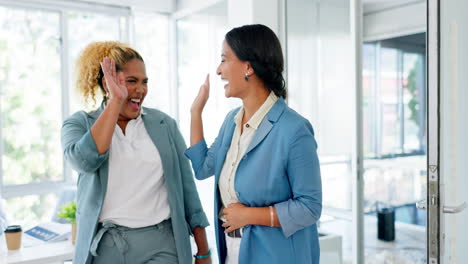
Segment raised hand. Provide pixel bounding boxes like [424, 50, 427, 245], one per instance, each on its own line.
[100, 57, 128, 103]
[191, 74, 210, 114]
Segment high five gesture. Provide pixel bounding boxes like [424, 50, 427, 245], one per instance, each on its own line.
[100, 57, 127, 103]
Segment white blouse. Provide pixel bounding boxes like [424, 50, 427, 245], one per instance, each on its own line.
[218, 92, 278, 219]
[99, 113, 170, 228]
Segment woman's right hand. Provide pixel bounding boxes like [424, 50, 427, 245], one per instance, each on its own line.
[100, 57, 128, 104]
[191, 74, 210, 115]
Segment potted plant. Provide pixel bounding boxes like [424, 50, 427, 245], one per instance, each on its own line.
[57, 201, 77, 245]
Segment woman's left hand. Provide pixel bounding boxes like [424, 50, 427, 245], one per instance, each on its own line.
[195, 256, 212, 264]
[222, 203, 250, 233]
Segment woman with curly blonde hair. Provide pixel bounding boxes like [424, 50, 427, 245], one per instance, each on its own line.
[62, 41, 211, 264]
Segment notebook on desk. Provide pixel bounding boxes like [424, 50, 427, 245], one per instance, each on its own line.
[23, 222, 70, 247]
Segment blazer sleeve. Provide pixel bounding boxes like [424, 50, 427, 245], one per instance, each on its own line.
[184, 110, 234, 180]
[61, 111, 109, 174]
[168, 118, 209, 230]
[274, 120, 322, 237]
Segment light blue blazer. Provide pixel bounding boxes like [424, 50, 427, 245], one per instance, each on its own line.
[185, 98, 322, 264]
[61, 105, 209, 264]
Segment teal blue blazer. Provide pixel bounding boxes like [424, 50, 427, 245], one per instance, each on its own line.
[61, 105, 209, 264]
[185, 98, 322, 264]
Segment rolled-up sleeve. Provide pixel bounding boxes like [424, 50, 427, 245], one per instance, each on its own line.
[186, 210, 209, 230]
[274, 120, 322, 237]
[61, 112, 109, 174]
[184, 109, 237, 180]
[185, 139, 218, 180]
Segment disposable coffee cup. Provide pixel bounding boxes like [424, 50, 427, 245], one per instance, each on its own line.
[4, 225, 22, 250]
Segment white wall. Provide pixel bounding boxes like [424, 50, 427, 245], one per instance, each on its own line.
[176, 0, 199, 10]
[363, 0, 426, 41]
[176, 0, 222, 12]
[77, 0, 175, 12]
[176, 0, 280, 34]
[227, 0, 279, 33]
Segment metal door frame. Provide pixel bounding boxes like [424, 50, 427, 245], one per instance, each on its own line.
[426, 0, 441, 263]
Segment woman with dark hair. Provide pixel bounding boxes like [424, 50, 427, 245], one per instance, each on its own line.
[186, 24, 322, 263]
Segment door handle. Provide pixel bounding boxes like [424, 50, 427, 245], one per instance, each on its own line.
[416, 199, 467, 214]
[443, 201, 467, 214]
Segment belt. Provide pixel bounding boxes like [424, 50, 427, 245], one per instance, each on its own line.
[90, 221, 129, 262]
[89, 219, 171, 262]
[227, 229, 242, 238]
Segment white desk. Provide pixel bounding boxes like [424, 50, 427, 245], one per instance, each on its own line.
[0, 234, 74, 264]
[0, 230, 340, 264]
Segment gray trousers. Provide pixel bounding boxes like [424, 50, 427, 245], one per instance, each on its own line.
[90, 219, 178, 264]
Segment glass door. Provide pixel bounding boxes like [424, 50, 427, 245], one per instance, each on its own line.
[363, 35, 427, 263]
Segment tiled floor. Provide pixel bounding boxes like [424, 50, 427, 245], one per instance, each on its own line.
[320, 215, 426, 264]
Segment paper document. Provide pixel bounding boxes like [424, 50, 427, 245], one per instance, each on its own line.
[23, 222, 71, 247]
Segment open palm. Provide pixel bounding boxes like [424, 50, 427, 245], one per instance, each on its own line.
[191, 74, 210, 114]
[100, 57, 127, 102]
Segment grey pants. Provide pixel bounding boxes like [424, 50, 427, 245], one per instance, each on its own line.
[90, 219, 178, 264]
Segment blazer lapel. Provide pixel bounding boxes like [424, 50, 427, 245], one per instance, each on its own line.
[142, 111, 172, 174]
[214, 113, 237, 185]
[243, 98, 286, 156]
[244, 120, 273, 155]
[142, 109, 183, 212]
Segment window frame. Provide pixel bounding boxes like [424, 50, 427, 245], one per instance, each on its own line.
[0, 0, 131, 199]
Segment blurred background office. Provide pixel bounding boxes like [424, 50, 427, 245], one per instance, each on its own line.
[0, 0, 441, 263]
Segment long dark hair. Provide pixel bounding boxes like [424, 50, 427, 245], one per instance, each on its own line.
[225, 24, 287, 99]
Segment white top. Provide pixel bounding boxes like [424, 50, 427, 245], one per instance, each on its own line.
[218, 92, 278, 218]
[99, 113, 170, 228]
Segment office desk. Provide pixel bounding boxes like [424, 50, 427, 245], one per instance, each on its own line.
[0, 234, 74, 264]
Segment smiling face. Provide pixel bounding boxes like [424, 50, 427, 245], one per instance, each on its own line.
[216, 40, 250, 99]
[118, 58, 148, 120]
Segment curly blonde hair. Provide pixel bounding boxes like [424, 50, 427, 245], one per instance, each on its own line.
[75, 41, 143, 106]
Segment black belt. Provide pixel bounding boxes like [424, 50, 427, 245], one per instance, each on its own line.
[227, 229, 242, 238]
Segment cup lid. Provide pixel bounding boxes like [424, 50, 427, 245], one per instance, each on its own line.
[5, 225, 22, 233]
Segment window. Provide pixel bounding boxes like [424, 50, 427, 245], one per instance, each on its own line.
[133, 12, 171, 116]
[363, 34, 427, 225]
[363, 36, 426, 158]
[3, 194, 58, 228]
[0, 7, 62, 187]
[0, 2, 128, 228]
[68, 12, 125, 113]
[0, 1, 169, 229]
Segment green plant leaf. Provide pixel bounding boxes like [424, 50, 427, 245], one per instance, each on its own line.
[57, 201, 76, 224]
